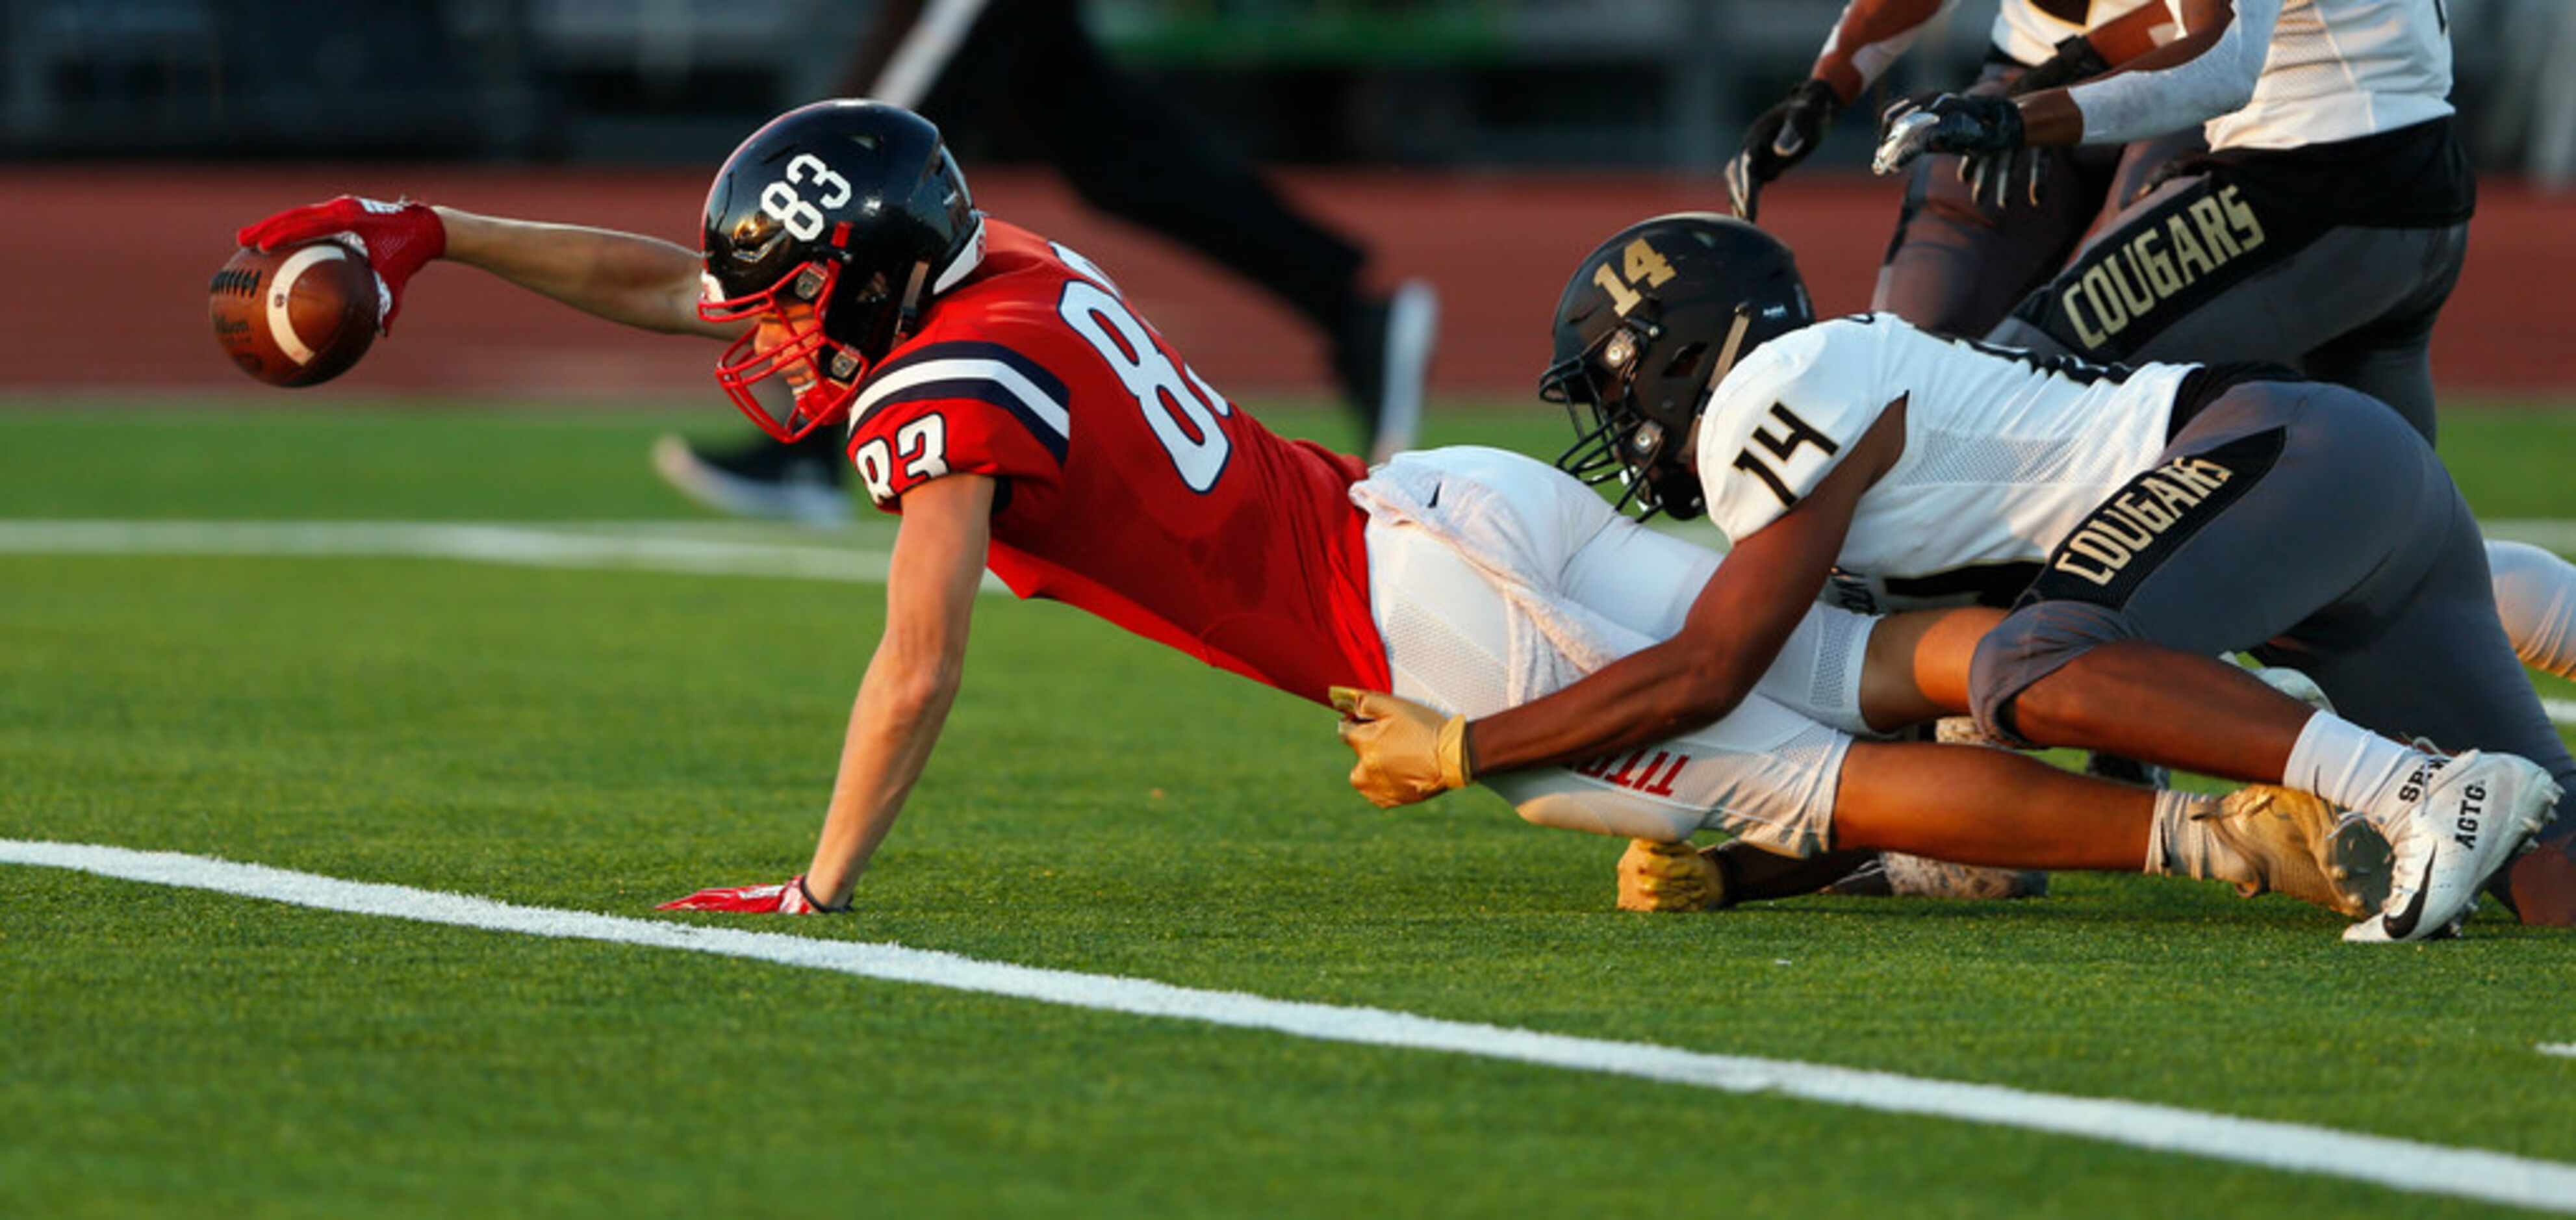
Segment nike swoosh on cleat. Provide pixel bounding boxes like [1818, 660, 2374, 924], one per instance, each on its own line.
[2378, 854, 2438, 941]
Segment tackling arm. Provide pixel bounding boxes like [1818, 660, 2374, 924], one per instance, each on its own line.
[1338, 408, 1904, 807]
[1464, 409, 1898, 775]
[435, 209, 741, 340]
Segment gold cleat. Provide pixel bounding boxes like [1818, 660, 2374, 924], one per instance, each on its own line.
[2202, 785, 2393, 918]
[1616, 838, 1732, 912]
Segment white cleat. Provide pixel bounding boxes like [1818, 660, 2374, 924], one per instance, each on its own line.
[2345, 750, 2560, 943]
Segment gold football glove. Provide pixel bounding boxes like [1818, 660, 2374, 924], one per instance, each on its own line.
[1329, 686, 1472, 808]
[1616, 838, 1733, 912]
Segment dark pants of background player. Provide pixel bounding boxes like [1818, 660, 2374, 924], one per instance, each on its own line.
[1873, 57, 2205, 339]
[1967, 378, 2576, 919]
[783, 0, 1374, 468]
[1985, 118, 2476, 444]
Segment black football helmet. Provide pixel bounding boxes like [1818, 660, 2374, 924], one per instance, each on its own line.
[699, 99, 986, 441]
[1541, 213, 1812, 519]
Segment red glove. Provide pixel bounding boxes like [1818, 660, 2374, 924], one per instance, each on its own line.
[235, 196, 446, 335]
[657, 874, 845, 914]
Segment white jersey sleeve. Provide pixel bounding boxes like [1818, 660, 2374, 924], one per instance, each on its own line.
[1693, 320, 1896, 546]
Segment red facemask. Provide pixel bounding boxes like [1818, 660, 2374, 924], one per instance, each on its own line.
[699, 261, 872, 443]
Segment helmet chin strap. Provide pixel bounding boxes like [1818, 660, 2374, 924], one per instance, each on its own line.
[889, 258, 933, 352]
[1707, 307, 1755, 388]
[884, 214, 988, 358]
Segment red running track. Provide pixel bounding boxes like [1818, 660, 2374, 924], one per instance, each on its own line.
[8, 166, 2571, 401]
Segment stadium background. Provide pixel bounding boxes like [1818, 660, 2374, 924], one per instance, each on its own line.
[7, 0, 2574, 403]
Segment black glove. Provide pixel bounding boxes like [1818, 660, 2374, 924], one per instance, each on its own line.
[1726, 79, 1841, 222]
[1956, 144, 2048, 209]
[2008, 34, 2113, 96]
[1872, 92, 2026, 176]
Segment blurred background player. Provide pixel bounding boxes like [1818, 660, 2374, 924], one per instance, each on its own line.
[1872, 0, 2576, 687]
[1725, 0, 2203, 338]
[1878, 0, 2467, 438]
[652, 0, 1437, 524]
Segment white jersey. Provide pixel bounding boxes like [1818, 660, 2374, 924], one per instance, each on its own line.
[1991, 0, 2164, 68]
[1693, 316, 2190, 583]
[2206, 0, 2454, 151]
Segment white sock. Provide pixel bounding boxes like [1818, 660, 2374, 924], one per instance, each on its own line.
[2283, 712, 2430, 827]
[2143, 789, 2218, 876]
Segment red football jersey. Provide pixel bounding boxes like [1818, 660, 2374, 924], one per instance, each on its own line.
[843, 220, 1390, 704]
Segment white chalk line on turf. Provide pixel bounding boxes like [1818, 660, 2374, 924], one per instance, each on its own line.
[19, 520, 2576, 724]
[2543, 1043, 2576, 1059]
[0, 520, 1008, 593]
[8, 839, 2574, 1215]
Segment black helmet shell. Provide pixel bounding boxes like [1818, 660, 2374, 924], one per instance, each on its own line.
[702, 99, 981, 366]
[1542, 213, 1812, 519]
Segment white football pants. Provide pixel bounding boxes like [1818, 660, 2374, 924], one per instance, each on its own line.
[2488, 539, 2576, 681]
[1360, 447, 1874, 857]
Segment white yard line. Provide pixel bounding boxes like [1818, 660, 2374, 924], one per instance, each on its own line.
[2488, 520, 2576, 553]
[3, 520, 2572, 723]
[7, 838, 2575, 1214]
[2542, 1044, 2576, 1059]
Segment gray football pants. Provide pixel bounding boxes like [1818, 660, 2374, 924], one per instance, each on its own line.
[1985, 173, 2468, 442]
[1967, 381, 2576, 851]
[1874, 58, 2204, 338]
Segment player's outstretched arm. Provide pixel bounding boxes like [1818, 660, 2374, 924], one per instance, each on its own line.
[659, 474, 992, 913]
[435, 208, 741, 339]
[238, 196, 743, 340]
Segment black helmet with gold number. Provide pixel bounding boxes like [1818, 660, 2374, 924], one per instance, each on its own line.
[1542, 214, 1811, 520]
[698, 99, 987, 442]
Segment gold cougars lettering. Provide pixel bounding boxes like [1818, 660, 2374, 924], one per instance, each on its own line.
[2049, 456, 2235, 587]
[2061, 185, 2269, 348]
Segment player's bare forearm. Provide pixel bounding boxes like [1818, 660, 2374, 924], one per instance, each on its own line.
[1466, 635, 1770, 775]
[802, 631, 967, 903]
[1812, 0, 1954, 102]
[799, 475, 995, 906]
[433, 207, 742, 340]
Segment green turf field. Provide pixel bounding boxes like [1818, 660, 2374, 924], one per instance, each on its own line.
[5, 402, 2574, 1219]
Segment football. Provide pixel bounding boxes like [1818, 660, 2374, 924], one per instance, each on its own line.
[209, 242, 380, 387]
